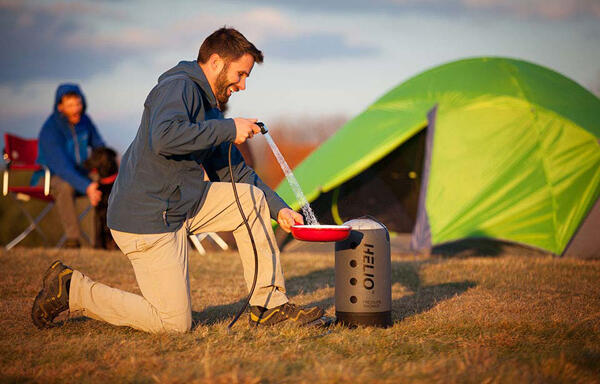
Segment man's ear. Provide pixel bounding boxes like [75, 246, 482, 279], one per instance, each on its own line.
[209, 53, 225, 73]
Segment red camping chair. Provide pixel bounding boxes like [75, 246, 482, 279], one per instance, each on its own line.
[2, 133, 90, 250]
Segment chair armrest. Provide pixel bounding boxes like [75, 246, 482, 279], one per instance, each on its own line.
[8, 164, 43, 171]
[43, 166, 50, 196]
[2, 152, 9, 195]
[2, 169, 7, 196]
[2, 164, 50, 196]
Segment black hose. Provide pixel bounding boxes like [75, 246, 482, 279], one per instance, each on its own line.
[227, 141, 259, 331]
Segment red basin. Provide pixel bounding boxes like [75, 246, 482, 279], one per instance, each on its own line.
[291, 225, 352, 242]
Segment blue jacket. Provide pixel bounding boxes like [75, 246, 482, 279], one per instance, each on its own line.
[34, 84, 105, 193]
[107, 61, 288, 234]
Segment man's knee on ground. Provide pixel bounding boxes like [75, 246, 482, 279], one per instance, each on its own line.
[161, 312, 192, 333]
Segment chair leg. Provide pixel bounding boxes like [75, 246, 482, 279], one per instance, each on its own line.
[56, 204, 92, 248]
[207, 232, 229, 251]
[189, 234, 207, 255]
[12, 194, 50, 243]
[188, 232, 229, 255]
[79, 205, 92, 245]
[5, 199, 55, 250]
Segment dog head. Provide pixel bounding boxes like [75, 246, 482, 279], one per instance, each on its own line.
[84, 147, 118, 179]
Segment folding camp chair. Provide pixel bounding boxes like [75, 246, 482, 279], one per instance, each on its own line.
[2, 133, 90, 250]
[189, 232, 229, 255]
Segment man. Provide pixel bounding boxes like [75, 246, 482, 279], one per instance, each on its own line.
[32, 28, 324, 332]
[34, 84, 105, 248]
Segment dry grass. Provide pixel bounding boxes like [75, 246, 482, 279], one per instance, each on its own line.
[1, 246, 599, 383]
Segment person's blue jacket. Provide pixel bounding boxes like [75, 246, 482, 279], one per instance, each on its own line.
[34, 84, 105, 193]
[107, 61, 288, 234]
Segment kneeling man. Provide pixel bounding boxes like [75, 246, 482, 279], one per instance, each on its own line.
[32, 28, 323, 332]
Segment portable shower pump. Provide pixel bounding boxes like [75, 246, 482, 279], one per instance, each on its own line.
[334, 218, 392, 328]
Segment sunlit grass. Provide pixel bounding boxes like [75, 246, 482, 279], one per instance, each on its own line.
[1, 246, 599, 383]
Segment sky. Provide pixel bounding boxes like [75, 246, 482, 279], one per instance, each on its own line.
[1, 0, 599, 153]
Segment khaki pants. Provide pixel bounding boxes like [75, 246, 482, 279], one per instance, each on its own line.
[45, 176, 82, 240]
[69, 182, 288, 333]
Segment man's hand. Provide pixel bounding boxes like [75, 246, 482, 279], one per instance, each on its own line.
[86, 182, 102, 207]
[233, 118, 260, 144]
[277, 208, 304, 233]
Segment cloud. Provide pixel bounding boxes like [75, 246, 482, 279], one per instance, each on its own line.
[461, 0, 600, 20]
[69, 6, 377, 62]
[0, 0, 380, 87]
[0, 81, 56, 119]
[0, 1, 130, 84]
[173, 7, 379, 61]
[236, 0, 600, 20]
[1, 0, 597, 87]
[261, 33, 379, 61]
[64, 7, 298, 56]
[0, 3, 377, 127]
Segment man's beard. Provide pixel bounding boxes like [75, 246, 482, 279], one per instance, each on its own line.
[215, 64, 232, 110]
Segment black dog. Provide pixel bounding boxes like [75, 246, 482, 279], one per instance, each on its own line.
[84, 147, 118, 250]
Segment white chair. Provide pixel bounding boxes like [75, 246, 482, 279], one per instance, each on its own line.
[189, 232, 229, 255]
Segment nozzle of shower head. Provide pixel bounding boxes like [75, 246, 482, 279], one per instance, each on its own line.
[256, 122, 268, 135]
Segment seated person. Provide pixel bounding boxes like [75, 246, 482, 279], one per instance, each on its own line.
[32, 83, 105, 248]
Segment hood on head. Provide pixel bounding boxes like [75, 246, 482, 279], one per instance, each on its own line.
[54, 83, 87, 113]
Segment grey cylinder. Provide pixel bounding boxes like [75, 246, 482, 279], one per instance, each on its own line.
[335, 218, 392, 328]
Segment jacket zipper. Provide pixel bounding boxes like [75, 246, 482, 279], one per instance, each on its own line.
[162, 184, 180, 227]
[69, 125, 81, 165]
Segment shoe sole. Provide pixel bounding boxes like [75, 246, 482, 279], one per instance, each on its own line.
[31, 261, 72, 329]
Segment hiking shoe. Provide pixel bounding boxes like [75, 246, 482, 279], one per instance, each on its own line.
[249, 302, 324, 326]
[31, 260, 73, 329]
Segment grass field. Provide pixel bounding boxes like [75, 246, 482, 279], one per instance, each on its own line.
[1, 245, 599, 383]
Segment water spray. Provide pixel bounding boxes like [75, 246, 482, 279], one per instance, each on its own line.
[257, 123, 319, 225]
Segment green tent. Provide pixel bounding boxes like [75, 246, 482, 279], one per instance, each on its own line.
[275, 57, 600, 255]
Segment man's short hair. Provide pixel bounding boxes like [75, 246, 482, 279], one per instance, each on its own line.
[197, 27, 263, 64]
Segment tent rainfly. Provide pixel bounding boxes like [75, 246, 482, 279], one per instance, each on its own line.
[275, 57, 600, 256]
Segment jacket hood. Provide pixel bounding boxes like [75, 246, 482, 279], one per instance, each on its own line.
[54, 83, 87, 113]
[158, 61, 217, 108]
